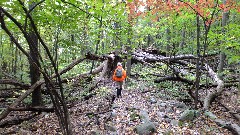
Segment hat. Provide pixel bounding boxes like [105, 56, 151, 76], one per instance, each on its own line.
[117, 62, 122, 66]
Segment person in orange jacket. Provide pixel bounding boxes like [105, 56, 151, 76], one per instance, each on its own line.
[112, 62, 127, 98]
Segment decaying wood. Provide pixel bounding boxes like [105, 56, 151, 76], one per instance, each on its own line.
[203, 64, 224, 110]
[8, 106, 54, 112]
[85, 52, 110, 61]
[154, 76, 194, 85]
[0, 52, 113, 121]
[0, 113, 38, 128]
[0, 92, 19, 98]
[73, 63, 104, 82]
[132, 50, 196, 63]
[0, 79, 30, 89]
[87, 59, 111, 92]
[183, 63, 238, 133]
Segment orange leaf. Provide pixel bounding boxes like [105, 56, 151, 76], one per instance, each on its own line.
[219, 4, 224, 10]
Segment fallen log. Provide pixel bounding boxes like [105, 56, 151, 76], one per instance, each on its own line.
[0, 79, 30, 89]
[85, 52, 110, 61]
[0, 113, 38, 128]
[0, 92, 19, 98]
[132, 51, 196, 63]
[87, 59, 110, 92]
[203, 64, 224, 110]
[154, 76, 194, 85]
[0, 87, 23, 91]
[8, 106, 54, 112]
[154, 76, 237, 88]
[72, 63, 104, 82]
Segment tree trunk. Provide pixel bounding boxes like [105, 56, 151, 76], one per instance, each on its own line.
[166, 28, 170, 57]
[126, 27, 133, 84]
[194, 13, 201, 109]
[218, 0, 229, 80]
[29, 2, 41, 107]
[180, 26, 186, 49]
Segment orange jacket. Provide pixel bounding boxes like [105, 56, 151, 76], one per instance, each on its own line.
[112, 66, 127, 82]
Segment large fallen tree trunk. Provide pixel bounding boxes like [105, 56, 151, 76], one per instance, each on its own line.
[132, 50, 196, 63]
[79, 54, 115, 93]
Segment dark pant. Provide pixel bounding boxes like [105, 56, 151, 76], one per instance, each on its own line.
[115, 81, 123, 98]
[117, 87, 122, 98]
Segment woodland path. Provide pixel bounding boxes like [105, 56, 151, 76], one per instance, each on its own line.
[0, 80, 234, 135]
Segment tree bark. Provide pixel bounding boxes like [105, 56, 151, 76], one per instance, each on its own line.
[28, 2, 41, 107]
[9, 106, 54, 112]
[0, 79, 30, 89]
[203, 64, 224, 110]
[218, 0, 229, 80]
[194, 12, 201, 109]
[166, 28, 170, 57]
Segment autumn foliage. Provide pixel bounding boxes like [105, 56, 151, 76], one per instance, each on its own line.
[126, 0, 239, 26]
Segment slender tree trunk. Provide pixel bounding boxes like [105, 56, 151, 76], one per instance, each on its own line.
[126, 26, 133, 84]
[180, 26, 186, 49]
[0, 33, 2, 79]
[53, 27, 60, 71]
[29, 2, 41, 107]
[195, 13, 201, 109]
[11, 40, 14, 73]
[14, 40, 18, 74]
[166, 28, 170, 57]
[19, 50, 23, 81]
[91, 17, 102, 73]
[218, 0, 228, 80]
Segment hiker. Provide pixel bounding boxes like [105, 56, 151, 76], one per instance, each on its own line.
[112, 62, 127, 98]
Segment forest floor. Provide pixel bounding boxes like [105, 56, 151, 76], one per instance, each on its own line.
[0, 78, 238, 135]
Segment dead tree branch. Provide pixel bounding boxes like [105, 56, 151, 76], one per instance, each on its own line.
[203, 64, 224, 110]
[0, 79, 30, 89]
[8, 106, 54, 112]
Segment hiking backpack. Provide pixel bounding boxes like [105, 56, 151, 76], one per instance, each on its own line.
[115, 68, 123, 78]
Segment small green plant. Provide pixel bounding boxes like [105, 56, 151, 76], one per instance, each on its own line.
[130, 112, 140, 121]
[96, 86, 111, 96]
[23, 96, 32, 105]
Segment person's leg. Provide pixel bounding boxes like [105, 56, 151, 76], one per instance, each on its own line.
[117, 81, 123, 98]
